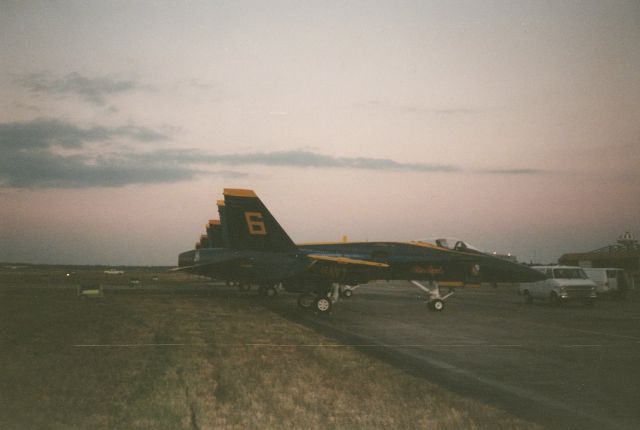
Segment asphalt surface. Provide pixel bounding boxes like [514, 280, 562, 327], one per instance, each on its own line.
[264, 282, 640, 430]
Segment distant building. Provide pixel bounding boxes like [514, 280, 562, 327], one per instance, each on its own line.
[559, 232, 639, 289]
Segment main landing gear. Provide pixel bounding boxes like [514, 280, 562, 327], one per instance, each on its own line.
[339, 284, 358, 298]
[410, 280, 453, 312]
[297, 283, 341, 315]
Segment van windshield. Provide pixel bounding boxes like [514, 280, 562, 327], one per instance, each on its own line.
[552, 268, 587, 279]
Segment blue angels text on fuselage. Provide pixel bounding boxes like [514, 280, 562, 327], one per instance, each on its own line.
[176, 189, 545, 313]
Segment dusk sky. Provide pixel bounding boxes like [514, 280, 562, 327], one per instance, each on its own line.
[1, 1, 639, 265]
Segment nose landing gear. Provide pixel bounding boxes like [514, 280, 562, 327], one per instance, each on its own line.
[410, 280, 453, 312]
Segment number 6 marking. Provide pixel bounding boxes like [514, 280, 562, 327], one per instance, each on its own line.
[244, 211, 267, 235]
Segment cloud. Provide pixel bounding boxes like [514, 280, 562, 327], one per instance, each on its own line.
[203, 150, 459, 172]
[125, 149, 459, 173]
[480, 168, 545, 175]
[0, 118, 168, 150]
[15, 72, 140, 105]
[0, 118, 205, 188]
[0, 118, 542, 188]
[0, 151, 199, 188]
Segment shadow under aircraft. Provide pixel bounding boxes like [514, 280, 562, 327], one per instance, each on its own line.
[177, 189, 545, 314]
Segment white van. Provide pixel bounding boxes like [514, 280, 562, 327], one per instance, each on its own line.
[519, 265, 597, 306]
[582, 268, 627, 298]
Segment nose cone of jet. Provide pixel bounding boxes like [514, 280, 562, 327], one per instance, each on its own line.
[481, 257, 547, 283]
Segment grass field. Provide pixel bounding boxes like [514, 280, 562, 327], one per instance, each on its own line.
[0, 266, 539, 429]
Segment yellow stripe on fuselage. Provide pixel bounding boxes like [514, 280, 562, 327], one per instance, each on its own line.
[308, 254, 389, 268]
[300, 241, 481, 258]
[439, 281, 464, 288]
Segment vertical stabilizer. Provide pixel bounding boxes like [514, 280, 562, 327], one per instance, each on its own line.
[206, 220, 224, 248]
[223, 189, 297, 252]
[217, 199, 229, 248]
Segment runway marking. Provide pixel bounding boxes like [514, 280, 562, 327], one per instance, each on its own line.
[72, 342, 525, 348]
[562, 344, 602, 348]
[72, 342, 640, 349]
[73, 343, 209, 348]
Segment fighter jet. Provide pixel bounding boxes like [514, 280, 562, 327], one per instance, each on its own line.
[177, 189, 545, 313]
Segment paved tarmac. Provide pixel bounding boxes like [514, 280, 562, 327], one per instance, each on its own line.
[267, 282, 640, 430]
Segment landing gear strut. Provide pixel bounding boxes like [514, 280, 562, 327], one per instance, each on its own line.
[297, 283, 340, 315]
[410, 280, 453, 312]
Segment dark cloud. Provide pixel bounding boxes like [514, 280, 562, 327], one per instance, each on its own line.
[0, 118, 542, 188]
[0, 118, 204, 188]
[0, 151, 199, 188]
[0, 118, 168, 150]
[15, 72, 139, 105]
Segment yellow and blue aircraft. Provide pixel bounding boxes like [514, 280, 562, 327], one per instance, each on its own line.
[177, 189, 545, 313]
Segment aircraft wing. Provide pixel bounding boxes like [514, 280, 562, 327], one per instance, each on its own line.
[307, 254, 389, 268]
[172, 255, 246, 273]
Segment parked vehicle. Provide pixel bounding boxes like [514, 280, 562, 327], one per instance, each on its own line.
[519, 265, 597, 306]
[582, 268, 628, 298]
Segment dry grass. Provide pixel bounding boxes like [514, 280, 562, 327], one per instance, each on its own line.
[0, 267, 540, 429]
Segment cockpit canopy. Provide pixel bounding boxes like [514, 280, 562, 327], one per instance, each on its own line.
[417, 237, 480, 252]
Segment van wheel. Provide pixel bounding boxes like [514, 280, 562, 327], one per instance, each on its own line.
[549, 292, 560, 307]
[523, 290, 533, 305]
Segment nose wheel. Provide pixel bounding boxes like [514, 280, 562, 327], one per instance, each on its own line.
[411, 281, 452, 312]
[427, 299, 444, 311]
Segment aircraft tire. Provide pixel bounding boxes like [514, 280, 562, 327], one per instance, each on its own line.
[314, 297, 332, 314]
[297, 293, 315, 310]
[429, 299, 444, 312]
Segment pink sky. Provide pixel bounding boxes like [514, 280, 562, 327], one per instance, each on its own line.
[1, 1, 638, 265]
